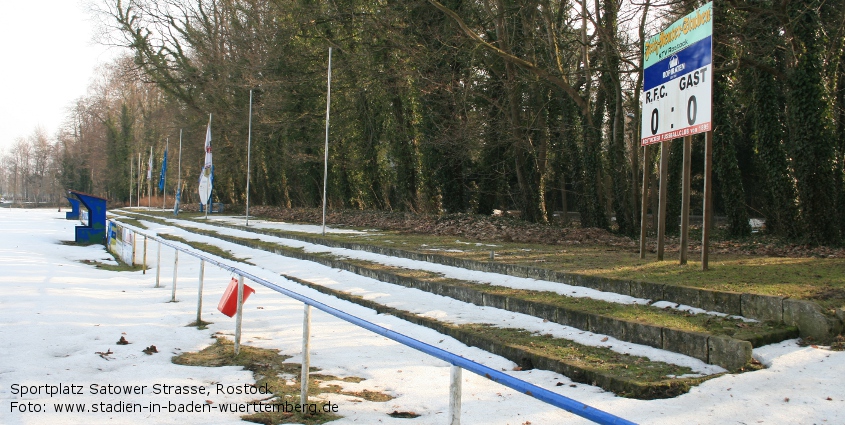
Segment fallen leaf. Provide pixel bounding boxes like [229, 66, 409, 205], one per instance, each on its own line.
[142, 345, 158, 355]
[95, 349, 113, 360]
[116, 336, 130, 345]
[601, 337, 609, 342]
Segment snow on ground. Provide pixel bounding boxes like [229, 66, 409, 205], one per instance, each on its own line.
[2, 209, 844, 425]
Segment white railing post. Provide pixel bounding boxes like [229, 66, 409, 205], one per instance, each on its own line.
[142, 235, 147, 274]
[301, 304, 312, 405]
[234, 275, 245, 356]
[171, 250, 178, 302]
[196, 259, 205, 324]
[449, 365, 462, 425]
[155, 241, 162, 288]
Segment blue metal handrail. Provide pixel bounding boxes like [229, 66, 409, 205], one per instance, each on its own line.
[116, 219, 636, 425]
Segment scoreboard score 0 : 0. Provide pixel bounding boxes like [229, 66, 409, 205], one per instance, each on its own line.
[641, 65, 711, 145]
[641, 3, 713, 146]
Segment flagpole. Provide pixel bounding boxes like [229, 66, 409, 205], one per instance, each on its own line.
[205, 113, 212, 220]
[148, 146, 152, 210]
[130, 157, 134, 208]
[246, 89, 253, 227]
[162, 138, 168, 210]
[322, 47, 332, 237]
[177, 129, 182, 212]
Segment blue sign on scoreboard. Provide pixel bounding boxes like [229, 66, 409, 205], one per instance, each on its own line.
[641, 2, 713, 145]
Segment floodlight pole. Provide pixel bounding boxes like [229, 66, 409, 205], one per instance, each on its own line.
[322, 47, 332, 237]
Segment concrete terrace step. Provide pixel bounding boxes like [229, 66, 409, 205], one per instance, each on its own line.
[118, 212, 796, 371]
[178, 217, 843, 341]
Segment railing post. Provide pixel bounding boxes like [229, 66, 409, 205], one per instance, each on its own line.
[449, 365, 462, 425]
[196, 259, 205, 324]
[234, 274, 245, 356]
[143, 235, 147, 274]
[171, 250, 178, 302]
[155, 241, 162, 288]
[300, 304, 312, 406]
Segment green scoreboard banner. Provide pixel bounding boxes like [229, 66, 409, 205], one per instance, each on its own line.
[641, 2, 713, 145]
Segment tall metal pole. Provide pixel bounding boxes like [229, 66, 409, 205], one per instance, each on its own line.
[177, 129, 182, 211]
[148, 146, 152, 211]
[137, 153, 141, 208]
[162, 138, 168, 210]
[205, 114, 212, 221]
[246, 89, 253, 226]
[322, 47, 332, 237]
[130, 157, 134, 208]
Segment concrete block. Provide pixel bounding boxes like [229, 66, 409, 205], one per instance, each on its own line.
[508, 297, 534, 317]
[708, 335, 752, 371]
[624, 320, 663, 349]
[594, 278, 630, 297]
[662, 285, 700, 308]
[662, 328, 709, 362]
[559, 308, 591, 332]
[589, 315, 624, 341]
[482, 293, 509, 311]
[699, 288, 742, 316]
[572, 274, 604, 291]
[463, 288, 485, 306]
[630, 281, 664, 302]
[532, 302, 559, 323]
[741, 294, 784, 322]
[783, 298, 843, 341]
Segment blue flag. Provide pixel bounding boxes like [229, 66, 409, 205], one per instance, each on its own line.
[158, 149, 168, 191]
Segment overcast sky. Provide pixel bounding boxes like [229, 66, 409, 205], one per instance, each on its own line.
[0, 1, 122, 153]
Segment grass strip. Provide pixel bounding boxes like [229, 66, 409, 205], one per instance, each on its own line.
[155, 233, 255, 265]
[173, 337, 393, 424]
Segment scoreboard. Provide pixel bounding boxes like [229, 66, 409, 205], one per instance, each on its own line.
[641, 3, 713, 145]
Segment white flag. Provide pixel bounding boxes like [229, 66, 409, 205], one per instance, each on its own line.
[198, 114, 213, 206]
[147, 147, 153, 180]
[203, 114, 212, 169]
